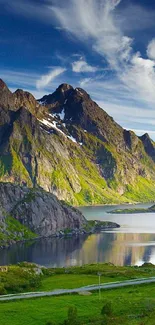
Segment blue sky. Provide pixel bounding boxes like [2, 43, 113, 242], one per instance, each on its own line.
[1, 0, 155, 139]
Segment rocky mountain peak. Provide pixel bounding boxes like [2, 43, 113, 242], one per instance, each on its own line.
[54, 83, 73, 102]
[38, 83, 73, 110]
[140, 133, 155, 162]
[0, 79, 14, 110]
[14, 88, 37, 107]
[57, 83, 73, 92]
[38, 83, 125, 143]
[0, 79, 8, 91]
[140, 133, 151, 141]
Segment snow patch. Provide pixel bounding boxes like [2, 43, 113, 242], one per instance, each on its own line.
[59, 108, 65, 120]
[39, 117, 81, 146]
[38, 100, 45, 105]
[67, 135, 77, 143]
[52, 108, 65, 121]
[48, 113, 54, 118]
[39, 118, 66, 137]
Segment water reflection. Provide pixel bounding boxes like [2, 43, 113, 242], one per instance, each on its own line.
[1, 203, 155, 267]
[1, 232, 155, 267]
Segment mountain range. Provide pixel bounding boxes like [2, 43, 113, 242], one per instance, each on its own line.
[1, 79, 155, 205]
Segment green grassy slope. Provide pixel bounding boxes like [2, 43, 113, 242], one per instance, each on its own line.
[1, 284, 155, 325]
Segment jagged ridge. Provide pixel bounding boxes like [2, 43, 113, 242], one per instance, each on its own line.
[0, 80, 155, 205]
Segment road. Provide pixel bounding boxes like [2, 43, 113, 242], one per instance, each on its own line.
[0, 277, 155, 302]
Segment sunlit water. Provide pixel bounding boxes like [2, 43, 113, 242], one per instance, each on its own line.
[1, 203, 155, 267]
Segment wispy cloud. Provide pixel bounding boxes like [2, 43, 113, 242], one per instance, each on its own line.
[36, 67, 66, 89]
[0, 68, 66, 99]
[51, 0, 155, 105]
[3, 0, 155, 105]
[0, 69, 39, 89]
[72, 57, 98, 73]
[2, 0, 155, 139]
[0, 0, 52, 23]
[79, 78, 92, 87]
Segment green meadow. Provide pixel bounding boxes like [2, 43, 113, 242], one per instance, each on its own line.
[1, 263, 155, 324]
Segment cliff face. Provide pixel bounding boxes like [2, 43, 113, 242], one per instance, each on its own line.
[0, 80, 155, 205]
[0, 183, 86, 245]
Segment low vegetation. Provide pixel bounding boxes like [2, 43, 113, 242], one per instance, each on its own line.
[0, 215, 36, 247]
[0, 262, 41, 295]
[1, 262, 155, 295]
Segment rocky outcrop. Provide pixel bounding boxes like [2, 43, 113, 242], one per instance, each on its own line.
[0, 183, 120, 247]
[0, 183, 86, 243]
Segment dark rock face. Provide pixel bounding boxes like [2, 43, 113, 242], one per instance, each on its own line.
[40, 85, 124, 145]
[38, 83, 73, 107]
[0, 183, 86, 237]
[140, 133, 155, 162]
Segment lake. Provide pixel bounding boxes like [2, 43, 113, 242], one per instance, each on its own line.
[1, 203, 155, 267]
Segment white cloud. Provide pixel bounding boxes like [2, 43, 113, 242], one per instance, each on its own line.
[120, 52, 155, 104]
[79, 78, 92, 87]
[0, 68, 66, 99]
[36, 67, 66, 89]
[51, 0, 132, 70]
[147, 39, 155, 60]
[72, 58, 98, 73]
[51, 0, 155, 106]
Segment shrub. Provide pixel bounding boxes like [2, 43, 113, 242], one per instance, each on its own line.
[0, 285, 7, 295]
[101, 301, 112, 317]
[63, 306, 80, 325]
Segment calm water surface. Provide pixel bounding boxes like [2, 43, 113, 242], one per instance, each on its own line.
[1, 203, 155, 267]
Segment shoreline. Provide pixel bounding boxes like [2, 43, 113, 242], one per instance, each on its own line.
[77, 201, 155, 208]
[0, 220, 120, 249]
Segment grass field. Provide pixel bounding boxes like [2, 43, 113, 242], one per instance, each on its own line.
[1, 283, 155, 325]
[1, 263, 155, 324]
[38, 273, 153, 291]
[38, 263, 155, 292]
[39, 274, 111, 291]
[1, 262, 155, 294]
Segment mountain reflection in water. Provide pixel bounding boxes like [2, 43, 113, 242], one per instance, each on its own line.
[1, 232, 155, 267]
[1, 203, 155, 267]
